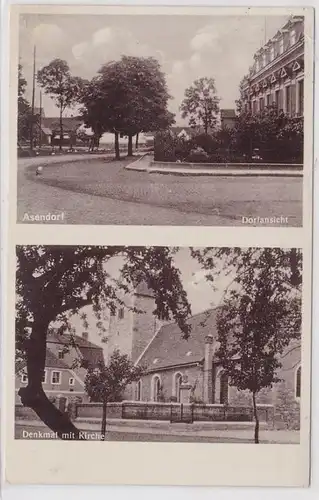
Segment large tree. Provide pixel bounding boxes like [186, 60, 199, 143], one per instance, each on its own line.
[16, 246, 191, 439]
[180, 77, 220, 134]
[192, 247, 302, 443]
[37, 59, 84, 151]
[85, 349, 145, 440]
[81, 56, 174, 159]
[17, 64, 32, 143]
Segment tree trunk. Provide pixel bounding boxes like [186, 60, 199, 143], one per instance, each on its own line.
[101, 400, 107, 441]
[59, 107, 63, 152]
[115, 131, 120, 160]
[252, 391, 260, 444]
[135, 133, 139, 150]
[127, 134, 133, 157]
[18, 317, 84, 440]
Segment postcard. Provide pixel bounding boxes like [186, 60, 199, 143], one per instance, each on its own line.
[3, 3, 313, 488]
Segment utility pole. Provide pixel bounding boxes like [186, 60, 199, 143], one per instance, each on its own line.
[39, 90, 42, 147]
[29, 45, 36, 151]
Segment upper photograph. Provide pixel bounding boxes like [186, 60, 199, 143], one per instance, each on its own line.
[16, 12, 307, 226]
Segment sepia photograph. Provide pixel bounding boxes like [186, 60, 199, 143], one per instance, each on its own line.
[16, 12, 306, 226]
[15, 245, 303, 445]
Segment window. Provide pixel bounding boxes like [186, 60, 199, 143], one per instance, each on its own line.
[296, 366, 301, 399]
[151, 375, 161, 402]
[136, 379, 142, 401]
[219, 372, 229, 405]
[279, 37, 284, 54]
[266, 94, 271, 107]
[270, 45, 275, 61]
[252, 100, 257, 114]
[58, 350, 64, 359]
[290, 84, 296, 116]
[262, 52, 267, 67]
[298, 79, 304, 115]
[286, 85, 291, 114]
[21, 372, 28, 383]
[118, 308, 125, 320]
[290, 29, 296, 46]
[42, 370, 47, 384]
[51, 371, 61, 385]
[173, 372, 183, 402]
[69, 377, 75, 386]
[259, 98, 265, 111]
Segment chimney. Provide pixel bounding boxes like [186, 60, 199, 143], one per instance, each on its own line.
[82, 332, 89, 341]
[203, 334, 214, 403]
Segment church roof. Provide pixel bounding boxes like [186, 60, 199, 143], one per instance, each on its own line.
[137, 308, 219, 370]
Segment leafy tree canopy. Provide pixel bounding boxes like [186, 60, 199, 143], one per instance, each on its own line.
[180, 77, 220, 134]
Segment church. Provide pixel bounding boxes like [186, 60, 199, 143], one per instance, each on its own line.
[104, 282, 301, 430]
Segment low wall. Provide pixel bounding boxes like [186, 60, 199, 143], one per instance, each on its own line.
[150, 161, 303, 171]
[15, 401, 274, 427]
[72, 401, 274, 425]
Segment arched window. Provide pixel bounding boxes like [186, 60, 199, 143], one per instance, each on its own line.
[136, 379, 142, 401]
[220, 372, 229, 404]
[215, 369, 229, 404]
[151, 375, 161, 402]
[295, 366, 301, 399]
[173, 372, 183, 402]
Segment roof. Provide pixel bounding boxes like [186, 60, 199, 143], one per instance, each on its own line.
[134, 281, 155, 297]
[171, 126, 194, 136]
[137, 308, 219, 370]
[41, 116, 83, 133]
[47, 332, 105, 367]
[16, 348, 70, 373]
[220, 109, 237, 119]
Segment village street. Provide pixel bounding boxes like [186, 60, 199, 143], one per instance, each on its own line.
[17, 155, 303, 226]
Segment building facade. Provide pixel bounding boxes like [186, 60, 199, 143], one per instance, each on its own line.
[241, 16, 304, 117]
[105, 287, 301, 430]
[15, 333, 104, 410]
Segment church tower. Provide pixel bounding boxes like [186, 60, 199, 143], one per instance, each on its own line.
[131, 282, 163, 363]
[105, 281, 163, 364]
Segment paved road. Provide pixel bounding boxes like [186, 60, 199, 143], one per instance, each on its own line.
[17, 156, 302, 226]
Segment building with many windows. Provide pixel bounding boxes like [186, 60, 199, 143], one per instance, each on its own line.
[241, 16, 304, 117]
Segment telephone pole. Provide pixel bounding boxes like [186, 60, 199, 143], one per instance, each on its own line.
[29, 45, 36, 151]
[39, 90, 42, 147]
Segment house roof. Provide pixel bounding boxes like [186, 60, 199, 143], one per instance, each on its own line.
[171, 126, 194, 136]
[137, 308, 219, 371]
[47, 332, 105, 367]
[220, 109, 237, 119]
[16, 348, 70, 373]
[41, 116, 83, 133]
[134, 281, 155, 297]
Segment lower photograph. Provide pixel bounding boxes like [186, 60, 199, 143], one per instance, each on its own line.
[15, 245, 302, 444]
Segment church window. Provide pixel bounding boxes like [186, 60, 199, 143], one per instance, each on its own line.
[151, 375, 161, 401]
[295, 366, 301, 399]
[136, 379, 142, 401]
[173, 372, 183, 402]
[118, 308, 125, 320]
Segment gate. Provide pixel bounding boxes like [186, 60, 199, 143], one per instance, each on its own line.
[170, 404, 194, 424]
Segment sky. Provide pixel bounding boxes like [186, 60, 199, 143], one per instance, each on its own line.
[19, 13, 288, 124]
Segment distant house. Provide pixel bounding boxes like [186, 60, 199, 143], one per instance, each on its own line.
[15, 332, 104, 410]
[220, 109, 237, 129]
